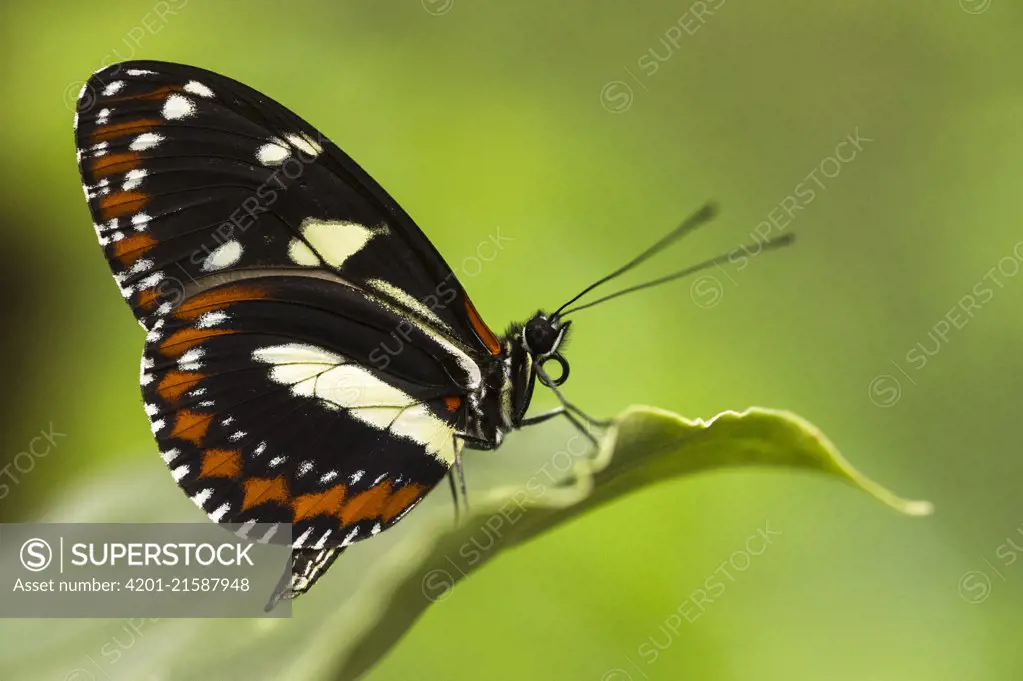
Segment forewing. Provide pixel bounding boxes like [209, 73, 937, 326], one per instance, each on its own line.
[73, 60, 503, 358]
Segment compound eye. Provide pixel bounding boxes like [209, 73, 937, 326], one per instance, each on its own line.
[525, 325, 553, 356]
[538, 353, 570, 388]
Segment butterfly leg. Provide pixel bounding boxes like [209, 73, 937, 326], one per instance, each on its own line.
[519, 407, 566, 426]
[447, 434, 470, 519]
[561, 410, 601, 448]
[447, 467, 462, 522]
[565, 403, 613, 428]
[521, 404, 612, 428]
[520, 406, 601, 447]
[534, 362, 612, 435]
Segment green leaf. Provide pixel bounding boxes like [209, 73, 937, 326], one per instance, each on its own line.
[307, 405, 933, 680]
[0, 406, 931, 681]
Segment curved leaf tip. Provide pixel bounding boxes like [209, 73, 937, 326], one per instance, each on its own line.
[607, 405, 934, 517]
[319, 404, 934, 680]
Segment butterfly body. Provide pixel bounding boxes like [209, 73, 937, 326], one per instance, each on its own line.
[463, 314, 574, 450]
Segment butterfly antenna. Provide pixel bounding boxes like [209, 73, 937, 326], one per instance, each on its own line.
[559, 233, 795, 316]
[552, 201, 719, 318]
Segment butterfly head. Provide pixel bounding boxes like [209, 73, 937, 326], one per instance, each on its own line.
[523, 313, 571, 388]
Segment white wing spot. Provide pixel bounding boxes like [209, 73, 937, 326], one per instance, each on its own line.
[191, 488, 214, 507]
[160, 448, 181, 464]
[285, 133, 322, 158]
[138, 272, 164, 289]
[253, 343, 456, 464]
[297, 460, 313, 476]
[313, 530, 332, 550]
[146, 319, 165, 341]
[287, 238, 319, 266]
[132, 212, 151, 229]
[252, 343, 345, 367]
[298, 218, 384, 269]
[209, 503, 231, 522]
[128, 258, 153, 275]
[162, 93, 197, 120]
[184, 80, 215, 98]
[201, 240, 243, 271]
[97, 108, 112, 124]
[122, 169, 147, 191]
[368, 279, 449, 330]
[140, 356, 154, 386]
[171, 464, 190, 482]
[269, 455, 286, 468]
[320, 470, 338, 484]
[256, 141, 289, 166]
[126, 69, 156, 76]
[350, 470, 365, 484]
[197, 311, 228, 328]
[150, 419, 165, 435]
[178, 348, 204, 371]
[102, 81, 125, 96]
[292, 528, 313, 548]
[130, 133, 164, 151]
[341, 527, 360, 547]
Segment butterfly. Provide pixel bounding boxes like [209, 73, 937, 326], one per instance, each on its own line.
[73, 61, 792, 609]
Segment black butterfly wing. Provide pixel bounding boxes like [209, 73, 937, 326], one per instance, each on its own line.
[267, 546, 346, 611]
[141, 277, 471, 602]
[73, 60, 504, 358]
[73, 61, 500, 604]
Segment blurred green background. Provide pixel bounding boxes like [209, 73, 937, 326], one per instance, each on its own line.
[2, 0, 1021, 679]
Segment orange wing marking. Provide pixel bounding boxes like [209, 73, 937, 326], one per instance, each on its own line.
[98, 191, 148, 220]
[242, 476, 291, 512]
[464, 298, 502, 355]
[90, 118, 161, 144]
[156, 370, 205, 403]
[198, 449, 241, 479]
[169, 410, 212, 446]
[292, 485, 347, 522]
